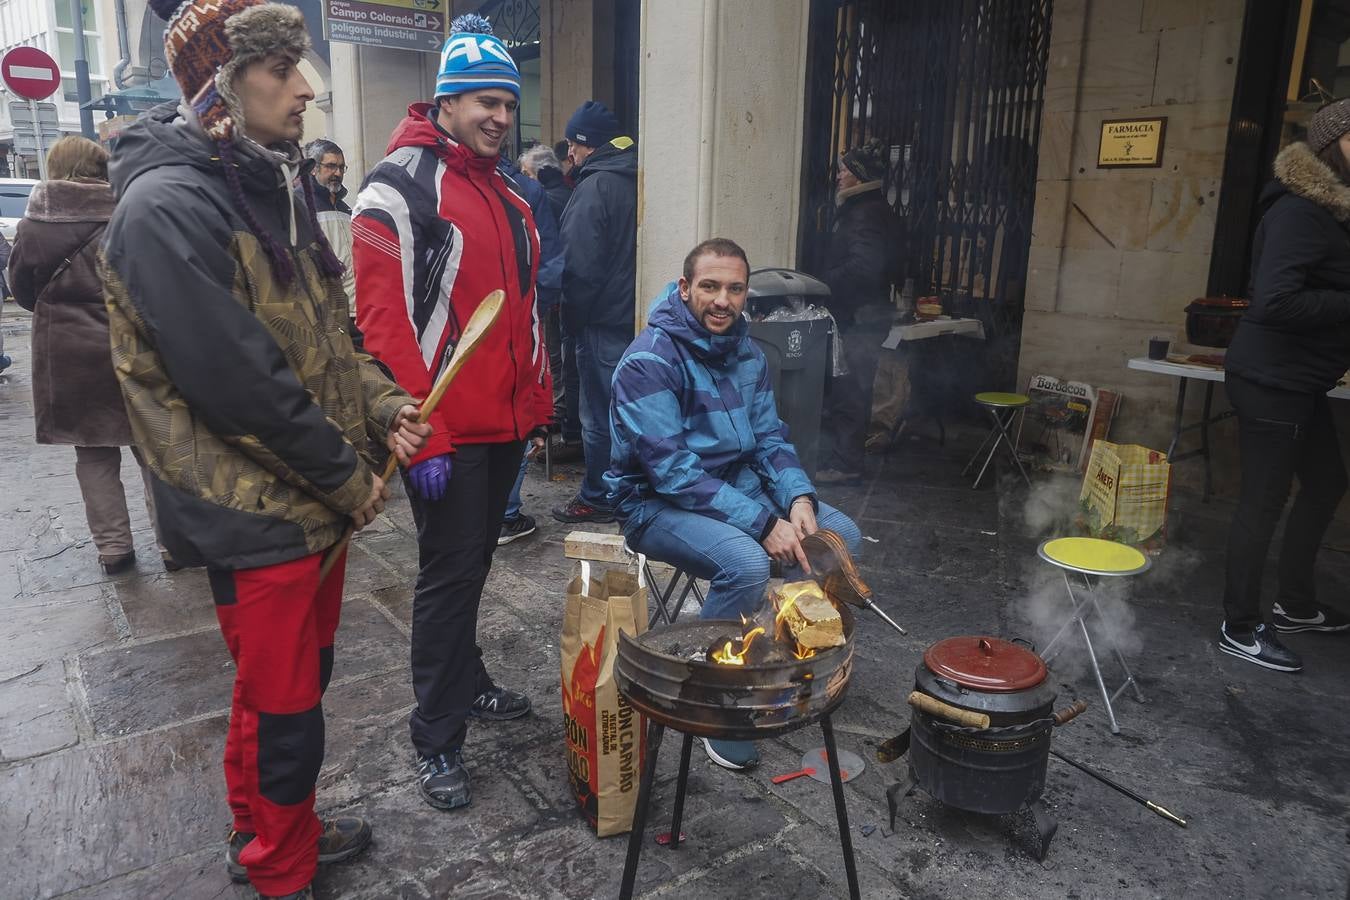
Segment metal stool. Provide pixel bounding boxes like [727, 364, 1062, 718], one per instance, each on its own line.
[963, 392, 1031, 489]
[1037, 537, 1150, 734]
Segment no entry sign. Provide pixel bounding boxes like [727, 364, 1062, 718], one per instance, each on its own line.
[2, 46, 61, 101]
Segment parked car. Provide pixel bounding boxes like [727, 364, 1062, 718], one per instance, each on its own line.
[0, 177, 39, 242]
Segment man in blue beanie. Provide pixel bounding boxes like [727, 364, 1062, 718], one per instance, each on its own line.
[352, 13, 552, 813]
[553, 99, 639, 524]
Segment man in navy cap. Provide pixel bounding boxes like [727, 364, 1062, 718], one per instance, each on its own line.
[552, 100, 639, 524]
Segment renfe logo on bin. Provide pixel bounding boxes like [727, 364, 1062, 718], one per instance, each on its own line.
[787, 330, 803, 356]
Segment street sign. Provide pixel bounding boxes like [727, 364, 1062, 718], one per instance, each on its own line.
[323, 0, 446, 53]
[1, 46, 61, 101]
[9, 101, 61, 155]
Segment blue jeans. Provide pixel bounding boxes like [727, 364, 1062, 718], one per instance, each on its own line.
[504, 446, 531, 521]
[627, 481, 863, 621]
[576, 324, 631, 508]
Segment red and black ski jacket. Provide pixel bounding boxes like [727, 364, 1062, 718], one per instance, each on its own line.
[352, 104, 551, 465]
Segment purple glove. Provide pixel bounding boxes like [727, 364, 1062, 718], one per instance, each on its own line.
[407, 455, 452, 501]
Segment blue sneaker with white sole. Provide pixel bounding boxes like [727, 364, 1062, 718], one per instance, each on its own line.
[702, 738, 760, 770]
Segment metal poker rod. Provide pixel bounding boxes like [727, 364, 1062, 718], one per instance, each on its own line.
[863, 598, 907, 635]
[1050, 748, 1187, 828]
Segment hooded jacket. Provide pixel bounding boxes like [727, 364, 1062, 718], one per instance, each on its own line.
[500, 156, 562, 313]
[606, 283, 815, 541]
[101, 103, 414, 570]
[9, 179, 130, 446]
[820, 181, 899, 328]
[560, 137, 638, 332]
[303, 176, 355, 315]
[1226, 142, 1350, 394]
[352, 104, 551, 464]
[536, 165, 572, 222]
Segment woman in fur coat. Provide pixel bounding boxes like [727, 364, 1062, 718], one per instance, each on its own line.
[7, 136, 166, 574]
[1219, 99, 1350, 672]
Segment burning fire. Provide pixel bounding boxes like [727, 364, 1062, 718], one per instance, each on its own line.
[707, 589, 823, 666]
[774, 588, 818, 660]
[711, 617, 765, 665]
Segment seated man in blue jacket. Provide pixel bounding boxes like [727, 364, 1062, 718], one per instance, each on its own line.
[606, 237, 862, 771]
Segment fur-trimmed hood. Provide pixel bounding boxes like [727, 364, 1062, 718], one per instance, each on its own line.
[23, 179, 116, 224]
[1272, 141, 1350, 223]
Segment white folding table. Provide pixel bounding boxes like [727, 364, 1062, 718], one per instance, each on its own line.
[1126, 356, 1350, 501]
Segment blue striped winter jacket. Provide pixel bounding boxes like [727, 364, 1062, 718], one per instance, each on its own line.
[605, 283, 815, 540]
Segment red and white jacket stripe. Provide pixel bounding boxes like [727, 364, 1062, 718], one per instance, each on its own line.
[352, 104, 551, 465]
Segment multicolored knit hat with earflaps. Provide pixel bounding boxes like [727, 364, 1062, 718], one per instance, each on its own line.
[148, 0, 341, 284]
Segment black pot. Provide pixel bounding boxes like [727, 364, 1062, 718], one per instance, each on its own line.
[908, 636, 1057, 815]
[1184, 297, 1248, 349]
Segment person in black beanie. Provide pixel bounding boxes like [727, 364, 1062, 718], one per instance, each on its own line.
[101, 0, 430, 895]
[1219, 99, 1350, 673]
[553, 100, 638, 524]
[816, 138, 899, 485]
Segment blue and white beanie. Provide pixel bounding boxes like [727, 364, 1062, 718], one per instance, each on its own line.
[435, 14, 520, 100]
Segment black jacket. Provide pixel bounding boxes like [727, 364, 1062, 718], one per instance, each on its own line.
[537, 166, 572, 222]
[560, 138, 637, 332]
[819, 182, 898, 328]
[1226, 142, 1350, 394]
[310, 176, 351, 214]
[101, 103, 410, 570]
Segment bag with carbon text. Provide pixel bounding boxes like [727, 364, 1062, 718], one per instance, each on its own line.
[560, 563, 647, 836]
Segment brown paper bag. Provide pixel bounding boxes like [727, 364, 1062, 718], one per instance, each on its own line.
[1078, 440, 1171, 552]
[560, 562, 647, 837]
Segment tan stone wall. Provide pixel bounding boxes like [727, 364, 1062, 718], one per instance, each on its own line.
[539, 0, 616, 143]
[1020, 0, 1245, 476]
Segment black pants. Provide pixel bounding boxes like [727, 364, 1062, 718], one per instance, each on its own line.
[1223, 373, 1347, 629]
[407, 440, 524, 756]
[824, 315, 889, 473]
[547, 307, 582, 443]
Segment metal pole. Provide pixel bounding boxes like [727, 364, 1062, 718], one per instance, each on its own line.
[70, 0, 96, 139]
[30, 98, 47, 180]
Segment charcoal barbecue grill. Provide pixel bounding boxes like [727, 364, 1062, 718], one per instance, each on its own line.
[615, 606, 861, 900]
[879, 635, 1087, 860]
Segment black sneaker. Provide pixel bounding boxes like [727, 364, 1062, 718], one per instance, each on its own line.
[259, 888, 313, 900]
[470, 685, 532, 720]
[813, 468, 863, 487]
[417, 750, 472, 811]
[551, 497, 616, 524]
[1218, 622, 1303, 673]
[226, 817, 373, 884]
[1271, 602, 1350, 634]
[498, 513, 538, 545]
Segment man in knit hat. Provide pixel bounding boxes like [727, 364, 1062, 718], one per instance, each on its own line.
[101, 0, 431, 896]
[815, 137, 899, 485]
[352, 14, 551, 813]
[553, 99, 638, 524]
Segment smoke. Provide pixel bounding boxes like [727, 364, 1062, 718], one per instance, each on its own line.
[1014, 559, 1147, 688]
[1016, 474, 1081, 537]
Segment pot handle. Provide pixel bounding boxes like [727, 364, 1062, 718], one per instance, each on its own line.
[1053, 700, 1089, 726]
[1010, 637, 1038, 653]
[907, 691, 991, 730]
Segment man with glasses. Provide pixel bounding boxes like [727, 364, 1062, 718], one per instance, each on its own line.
[302, 139, 356, 327]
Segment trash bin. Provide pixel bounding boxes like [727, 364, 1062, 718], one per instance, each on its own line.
[746, 268, 834, 478]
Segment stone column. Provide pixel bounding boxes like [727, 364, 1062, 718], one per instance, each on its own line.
[635, 0, 811, 329]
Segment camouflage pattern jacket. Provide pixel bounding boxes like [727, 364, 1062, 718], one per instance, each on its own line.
[102, 104, 413, 570]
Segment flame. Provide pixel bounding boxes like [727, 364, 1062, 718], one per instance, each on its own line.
[711, 616, 766, 665]
[773, 587, 818, 661]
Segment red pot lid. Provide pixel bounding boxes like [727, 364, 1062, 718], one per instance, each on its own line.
[923, 636, 1047, 692]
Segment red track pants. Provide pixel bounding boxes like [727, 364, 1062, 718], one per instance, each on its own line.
[209, 549, 347, 896]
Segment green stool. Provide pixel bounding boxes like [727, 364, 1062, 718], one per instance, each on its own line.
[962, 392, 1031, 488]
[1037, 537, 1151, 734]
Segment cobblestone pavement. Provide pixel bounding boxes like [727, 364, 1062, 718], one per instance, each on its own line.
[1, 305, 1348, 899]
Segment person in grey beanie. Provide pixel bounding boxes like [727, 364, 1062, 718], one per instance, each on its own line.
[1218, 98, 1350, 674]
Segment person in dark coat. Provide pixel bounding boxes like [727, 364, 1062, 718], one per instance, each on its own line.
[1219, 99, 1350, 673]
[553, 100, 638, 524]
[7, 136, 165, 574]
[0, 231, 12, 373]
[519, 142, 580, 452]
[816, 138, 899, 484]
